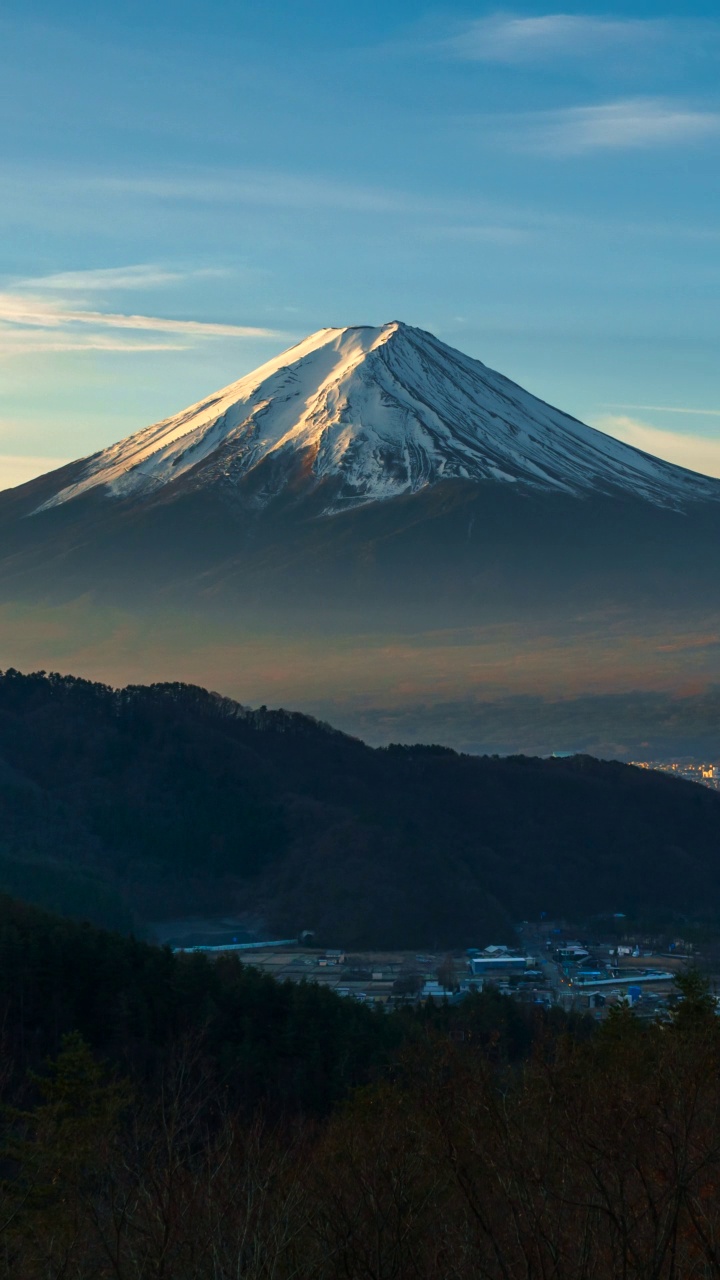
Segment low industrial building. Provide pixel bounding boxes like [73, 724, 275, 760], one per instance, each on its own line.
[470, 949, 533, 977]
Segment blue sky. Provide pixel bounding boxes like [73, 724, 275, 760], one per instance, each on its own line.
[2, 0, 720, 489]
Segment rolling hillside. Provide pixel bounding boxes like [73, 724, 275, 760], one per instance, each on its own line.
[1, 669, 719, 945]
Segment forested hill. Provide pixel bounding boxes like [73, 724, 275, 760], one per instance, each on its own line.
[0, 892, 407, 1112]
[1, 668, 720, 946]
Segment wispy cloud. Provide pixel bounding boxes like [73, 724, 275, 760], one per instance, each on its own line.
[595, 413, 720, 479]
[1, 163, 481, 231]
[605, 403, 720, 418]
[444, 14, 668, 63]
[83, 168, 533, 226]
[0, 165, 542, 267]
[15, 161, 713, 243]
[16, 264, 218, 291]
[93, 170, 424, 214]
[0, 275, 284, 358]
[0, 294, 278, 337]
[511, 98, 720, 154]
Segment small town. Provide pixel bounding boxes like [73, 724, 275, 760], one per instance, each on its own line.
[174, 920, 700, 1019]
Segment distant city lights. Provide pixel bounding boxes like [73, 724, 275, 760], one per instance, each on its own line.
[631, 760, 720, 791]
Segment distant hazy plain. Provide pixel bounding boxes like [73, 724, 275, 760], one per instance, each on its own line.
[3, 598, 718, 759]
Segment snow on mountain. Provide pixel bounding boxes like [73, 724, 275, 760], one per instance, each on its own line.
[36, 321, 720, 516]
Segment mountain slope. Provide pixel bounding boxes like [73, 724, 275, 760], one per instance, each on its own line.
[3, 670, 720, 946]
[29, 322, 720, 515]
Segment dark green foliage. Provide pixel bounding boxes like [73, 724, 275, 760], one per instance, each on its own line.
[2, 668, 720, 946]
[0, 852, 134, 932]
[0, 894, 405, 1115]
[0, 894, 589, 1114]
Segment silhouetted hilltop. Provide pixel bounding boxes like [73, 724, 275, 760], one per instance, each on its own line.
[1, 668, 719, 945]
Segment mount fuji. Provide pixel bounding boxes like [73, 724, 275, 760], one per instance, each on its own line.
[29, 321, 720, 516]
[2, 321, 720, 714]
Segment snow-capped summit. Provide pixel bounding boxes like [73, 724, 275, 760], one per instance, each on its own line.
[36, 321, 719, 516]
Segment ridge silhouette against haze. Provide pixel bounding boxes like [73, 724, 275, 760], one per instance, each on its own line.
[3, 669, 720, 943]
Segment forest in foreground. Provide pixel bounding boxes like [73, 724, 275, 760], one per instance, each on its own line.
[2, 668, 720, 946]
[1, 895, 720, 1278]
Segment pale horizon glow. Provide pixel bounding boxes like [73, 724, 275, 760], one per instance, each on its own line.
[594, 414, 720, 480]
[0, 455, 72, 491]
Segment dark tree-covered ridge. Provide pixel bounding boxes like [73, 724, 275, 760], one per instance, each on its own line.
[1, 668, 719, 946]
[0, 893, 404, 1112]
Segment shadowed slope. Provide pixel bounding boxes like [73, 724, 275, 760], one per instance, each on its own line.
[2, 670, 720, 945]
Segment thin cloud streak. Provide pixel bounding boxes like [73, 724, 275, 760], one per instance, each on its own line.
[0, 294, 280, 338]
[95, 170, 424, 214]
[1, 163, 523, 230]
[509, 98, 720, 154]
[0, 285, 285, 358]
[443, 14, 668, 63]
[50, 310, 276, 338]
[9, 162, 719, 245]
[83, 168, 516, 223]
[18, 265, 185, 291]
[605, 403, 720, 418]
[16, 264, 232, 292]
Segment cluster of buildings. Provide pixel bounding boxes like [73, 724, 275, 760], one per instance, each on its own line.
[175, 940, 533, 1006]
[211, 946, 485, 1006]
[173, 929, 696, 1020]
[466, 940, 677, 1015]
[535, 929, 685, 1015]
